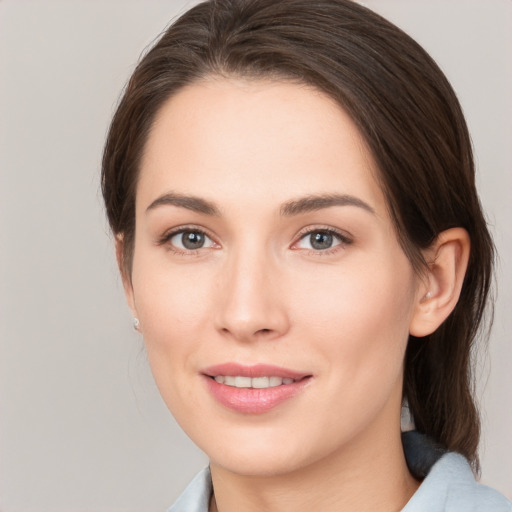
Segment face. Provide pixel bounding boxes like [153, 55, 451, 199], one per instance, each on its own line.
[125, 78, 423, 476]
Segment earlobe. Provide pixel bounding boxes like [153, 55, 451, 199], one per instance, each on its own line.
[409, 228, 470, 337]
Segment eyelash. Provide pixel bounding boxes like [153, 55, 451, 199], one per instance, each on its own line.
[157, 225, 218, 256]
[157, 225, 353, 256]
[292, 226, 353, 255]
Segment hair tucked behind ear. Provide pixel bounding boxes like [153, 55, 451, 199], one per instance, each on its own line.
[102, 0, 494, 470]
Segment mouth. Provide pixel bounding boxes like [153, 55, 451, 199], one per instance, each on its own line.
[202, 363, 312, 414]
[210, 375, 297, 388]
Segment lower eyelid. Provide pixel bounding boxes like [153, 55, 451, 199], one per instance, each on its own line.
[166, 229, 224, 257]
[158, 226, 351, 253]
[294, 229, 352, 249]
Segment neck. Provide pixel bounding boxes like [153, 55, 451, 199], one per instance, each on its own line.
[209, 425, 419, 512]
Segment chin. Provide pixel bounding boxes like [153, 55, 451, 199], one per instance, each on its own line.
[210, 448, 314, 478]
[193, 423, 329, 478]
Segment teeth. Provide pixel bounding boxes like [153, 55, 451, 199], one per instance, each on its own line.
[269, 376, 282, 386]
[252, 377, 269, 388]
[235, 376, 251, 388]
[213, 376, 297, 388]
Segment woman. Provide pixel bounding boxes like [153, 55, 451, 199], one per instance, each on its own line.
[101, 0, 511, 510]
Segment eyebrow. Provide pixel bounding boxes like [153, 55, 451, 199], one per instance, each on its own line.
[146, 191, 375, 217]
[146, 192, 220, 216]
[280, 194, 375, 216]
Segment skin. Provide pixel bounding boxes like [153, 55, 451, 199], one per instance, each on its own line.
[120, 78, 470, 512]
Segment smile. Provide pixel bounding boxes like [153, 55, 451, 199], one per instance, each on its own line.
[212, 376, 296, 388]
[202, 364, 312, 414]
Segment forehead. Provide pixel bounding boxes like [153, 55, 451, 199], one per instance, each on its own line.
[138, 77, 386, 215]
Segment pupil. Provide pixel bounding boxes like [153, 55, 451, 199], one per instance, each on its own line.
[182, 231, 205, 249]
[311, 232, 332, 250]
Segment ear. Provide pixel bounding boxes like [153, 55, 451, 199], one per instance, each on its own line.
[409, 227, 470, 337]
[115, 235, 137, 318]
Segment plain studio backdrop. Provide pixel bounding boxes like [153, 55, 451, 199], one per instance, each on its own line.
[0, 1, 510, 510]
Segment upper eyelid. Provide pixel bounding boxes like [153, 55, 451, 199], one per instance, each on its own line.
[289, 227, 354, 256]
[295, 225, 353, 242]
[157, 225, 217, 245]
[156, 224, 352, 249]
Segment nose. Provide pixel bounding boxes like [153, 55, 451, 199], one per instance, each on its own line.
[214, 249, 290, 343]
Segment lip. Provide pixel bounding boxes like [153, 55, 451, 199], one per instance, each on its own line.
[202, 363, 312, 414]
[202, 363, 309, 380]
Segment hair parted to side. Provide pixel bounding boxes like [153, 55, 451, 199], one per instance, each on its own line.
[102, 0, 494, 471]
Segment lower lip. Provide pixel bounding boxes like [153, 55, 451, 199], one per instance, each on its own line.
[204, 376, 311, 414]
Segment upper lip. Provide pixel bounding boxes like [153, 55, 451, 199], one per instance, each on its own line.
[202, 363, 310, 380]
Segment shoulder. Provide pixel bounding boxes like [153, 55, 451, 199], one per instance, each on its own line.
[167, 467, 212, 512]
[403, 432, 511, 512]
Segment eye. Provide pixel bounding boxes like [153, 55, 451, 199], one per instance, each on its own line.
[294, 229, 351, 251]
[164, 229, 218, 252]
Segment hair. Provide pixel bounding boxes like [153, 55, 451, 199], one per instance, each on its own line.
[102, 0, 494, 471]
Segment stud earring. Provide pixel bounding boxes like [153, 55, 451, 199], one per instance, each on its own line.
[423, 291, 432, 301]
[133, 317, 140, 331]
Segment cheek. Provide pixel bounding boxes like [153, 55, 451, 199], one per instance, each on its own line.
[130, 256, 216, 392]
[133, 251, 213, 332]
[284, 259, 416, 444]
[291, 256, 416, 377]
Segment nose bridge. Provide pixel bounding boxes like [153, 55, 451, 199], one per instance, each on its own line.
[215, 239, 289, 341]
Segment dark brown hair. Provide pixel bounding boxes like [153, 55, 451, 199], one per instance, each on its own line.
[102, 0, 494, 470]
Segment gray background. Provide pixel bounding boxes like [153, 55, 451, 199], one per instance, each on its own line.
[0, 1, 510, 510]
